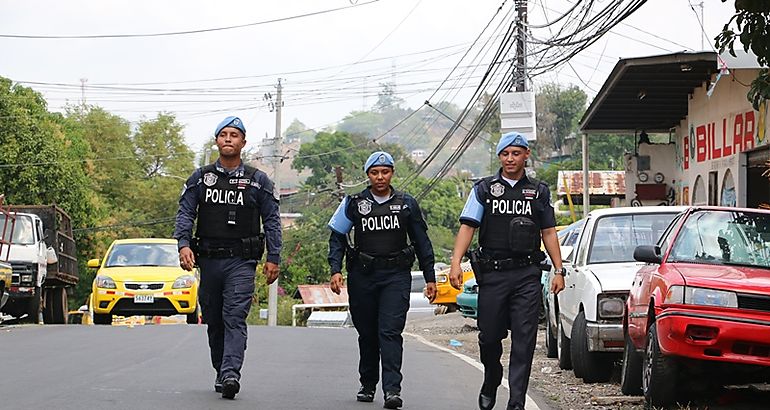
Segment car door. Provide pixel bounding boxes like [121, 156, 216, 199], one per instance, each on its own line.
[559, 217, 592, 335]
[628, 213, 682, 341]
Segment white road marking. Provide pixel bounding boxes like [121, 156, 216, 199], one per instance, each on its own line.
[404, 331, 542, 410]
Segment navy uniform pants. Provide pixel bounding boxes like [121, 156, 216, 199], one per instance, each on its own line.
[477, 264, 541, 410]
[347, 267, 411, 394]
[197, 257, 256, 381]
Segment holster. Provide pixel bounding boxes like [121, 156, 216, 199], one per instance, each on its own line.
[467, 249, 483, 285]
[241, 234, 265, 260]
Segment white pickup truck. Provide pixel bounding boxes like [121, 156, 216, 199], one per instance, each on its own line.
[544, 206, 684, 382]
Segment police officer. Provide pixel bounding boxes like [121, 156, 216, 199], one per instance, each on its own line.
[174, 116, 282, 400]
[328, 151, 437, 409]
[449, 132, 565, 410]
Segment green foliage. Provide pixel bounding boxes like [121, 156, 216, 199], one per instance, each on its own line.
[534, 83, 588, 154]
[716, 1, 770, 109]
[247, 294, 298, 326]
[284, 118, 315, 143]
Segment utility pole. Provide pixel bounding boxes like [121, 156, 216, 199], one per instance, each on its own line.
[267, 78, 283, 327]
[582, 133, 590, 218]
[79, 78, 88, 106]
[334, 166, 344, 202]
[698, 1, 705, 50]
[515, 0, 527, 92]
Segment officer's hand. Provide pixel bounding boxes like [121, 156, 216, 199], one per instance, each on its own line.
[551, 273, 565, 295]
[179, 247, 195, 271]
[424, 282, 437, 302]
[330, 273, 344, 295]
[449, 264, 464, 290]
[263, 262, 280, 285]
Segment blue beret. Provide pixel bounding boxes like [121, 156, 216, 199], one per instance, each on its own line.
[215, 116, 246, 137]
[364, 151, 394, 172]
[496, 131, 529, 155]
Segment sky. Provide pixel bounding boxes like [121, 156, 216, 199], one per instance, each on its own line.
[0, 0, 738, 156]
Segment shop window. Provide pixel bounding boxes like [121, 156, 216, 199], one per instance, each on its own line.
[692, 175, 707, 205]
[721, 169, 736, 207]
[708, 171, 718, 206]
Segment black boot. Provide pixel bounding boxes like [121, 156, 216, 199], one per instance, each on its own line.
[221, 377, 240, 400]
[478, 389, 496, 410]
[383, 392, 402, 409]
[356, 385, 375, 402]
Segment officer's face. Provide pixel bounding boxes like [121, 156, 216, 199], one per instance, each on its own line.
[216, 127, 246, 158]
[498, 146, 529, 176]
[367, 166, 393, 193]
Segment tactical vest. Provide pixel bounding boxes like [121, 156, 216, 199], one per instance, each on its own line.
[351, 190, 408, 256]
[478, 176, 544, 254]
[196, 164, 261, 239]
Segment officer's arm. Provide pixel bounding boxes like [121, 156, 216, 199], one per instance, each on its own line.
[453, 184, 484, 260]
[328, 231, 347, 276]
[257, 175, 282, 264]
[405, 196, 435, 283]
[327, 197, 353, 277]
[173, 171, 200, 250]
[538, 184, 562, 271]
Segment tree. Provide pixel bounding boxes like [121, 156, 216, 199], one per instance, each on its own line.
[284, 118, 315, 144]
[534, 83, 587, 156]
[716, 1, 770, 109]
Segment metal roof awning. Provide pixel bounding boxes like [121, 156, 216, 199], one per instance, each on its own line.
[579, 52, 718, 134]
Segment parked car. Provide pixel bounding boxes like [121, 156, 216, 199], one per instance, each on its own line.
[542, 218, 586, 358]
[547, 206, 684, 383]
[433, 262, 474, 313]
[89, 238, 200, 325]
[456, 277, 478, 319]
[623, 206, 770, 407]
[408, 271, 433, 315]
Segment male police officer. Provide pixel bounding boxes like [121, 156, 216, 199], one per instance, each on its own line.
[174, 116, 282, 400]
[328, 151, 437, 409]
[449, 132, 565, 410]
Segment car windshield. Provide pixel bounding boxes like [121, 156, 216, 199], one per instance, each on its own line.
[106, 243, 179, 267]
[669, 210, 770, 268]
[0, 214, 35, 245]
[588, 213, 676, 264]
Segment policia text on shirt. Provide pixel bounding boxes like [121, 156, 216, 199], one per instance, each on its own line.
[327, 151, 437, 410]
[450, 132, 565, 410]
[174, 116, 282, 401]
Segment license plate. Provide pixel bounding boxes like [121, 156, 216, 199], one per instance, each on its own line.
[134, 294, 154, 304]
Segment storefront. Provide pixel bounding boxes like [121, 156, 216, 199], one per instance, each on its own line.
[579, 51, 768, 209]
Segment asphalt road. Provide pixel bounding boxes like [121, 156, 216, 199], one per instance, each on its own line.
[0, 323, 536, 410]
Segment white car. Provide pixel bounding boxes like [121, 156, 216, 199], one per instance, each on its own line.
[408, 271, 433, 315]
[546, 206, 685, 383]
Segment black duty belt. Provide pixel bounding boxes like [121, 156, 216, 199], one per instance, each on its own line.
[196, 247, 243, 258]
[478, 255, 532, 271]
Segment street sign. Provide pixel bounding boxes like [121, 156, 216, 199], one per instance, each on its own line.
[500, 91, 536, 141]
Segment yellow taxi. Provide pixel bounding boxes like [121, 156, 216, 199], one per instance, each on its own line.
[88, 238, 199, 325]
[432, 262, 474, 313]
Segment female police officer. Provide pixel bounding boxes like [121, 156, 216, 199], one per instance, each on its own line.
[327, 151, 437, 409]
[449, 132, 565, 410]
[174, 116, 282, 400]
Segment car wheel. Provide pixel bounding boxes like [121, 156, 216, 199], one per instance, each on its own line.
[93, 312, 112, 325]
[50, 287, 68, 324]
[545, 305, 558, 358]
[24, 286, 42, 324]
[571, 311, 613, 382]
[187, 305, 201, 325]
[621, 331, 643, 395]
[557, 316, 572, 370]
[643, 322, 678, 407]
